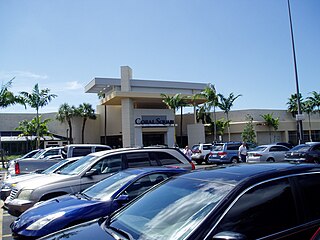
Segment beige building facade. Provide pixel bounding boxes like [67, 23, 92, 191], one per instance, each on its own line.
[1, 66, 319, 155]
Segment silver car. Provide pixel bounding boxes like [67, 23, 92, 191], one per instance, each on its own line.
[247, 144, 290, 163]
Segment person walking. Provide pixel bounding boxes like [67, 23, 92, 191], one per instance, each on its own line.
[183, 145, 192, 160]
[238, 142, 247, 162]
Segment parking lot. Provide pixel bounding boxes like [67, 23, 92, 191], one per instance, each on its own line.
[0, 163, 209, 239]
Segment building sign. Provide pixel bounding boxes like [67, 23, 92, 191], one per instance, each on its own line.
[135, 116, 174, 126]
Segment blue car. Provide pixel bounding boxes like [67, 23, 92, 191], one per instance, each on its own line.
[10, 167, 188, 238]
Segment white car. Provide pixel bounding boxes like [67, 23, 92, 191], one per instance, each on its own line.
[247, 144, 290, 163]
[191, 143, 212, 164]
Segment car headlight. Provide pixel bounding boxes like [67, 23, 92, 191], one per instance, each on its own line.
[17, 189, 33, 200]
[26, 212, 66, 230]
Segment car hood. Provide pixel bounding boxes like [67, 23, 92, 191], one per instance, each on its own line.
[14, 173, 75, 189]
[3, 173, 44, 186]
[40, 219, 114, 240]
[12, 194, 111, 236]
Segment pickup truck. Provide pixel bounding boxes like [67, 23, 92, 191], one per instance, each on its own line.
[7, 144, 111, 178]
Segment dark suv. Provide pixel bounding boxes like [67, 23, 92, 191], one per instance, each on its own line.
[284, 142, 320, 163]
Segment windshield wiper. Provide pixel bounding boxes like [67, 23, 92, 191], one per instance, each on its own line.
[106, 226, 134, 240]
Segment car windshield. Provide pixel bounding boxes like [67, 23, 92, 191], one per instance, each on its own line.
[59, 155, 98, 175]
[107, 176, 233, 240]
[83, 171, 137, 200]
[251, 146, 267, 152]
[290, 145, 311, 152]
[42, 160, 68, 174]
[31, 149, 45, 159]
[211, 144, 223, 151]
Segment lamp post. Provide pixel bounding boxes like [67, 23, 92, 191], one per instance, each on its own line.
[287, 0, 304, 144]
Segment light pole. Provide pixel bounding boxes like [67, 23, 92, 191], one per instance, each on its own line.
[287, 0, 304, 144]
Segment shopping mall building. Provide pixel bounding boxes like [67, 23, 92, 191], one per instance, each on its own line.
[0, 66, 319, 155]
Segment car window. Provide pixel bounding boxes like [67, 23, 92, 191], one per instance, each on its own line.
[291, 145, 311, 152]
[296, 173, 320, 222]
[124, 173, 169, 200]
[269, 146, 278, 152]
[215, 178, 297, 239]
[126, 152, 152, 168]
[155, 152, 182, 165]
[60, 155, 98, 175]
[72, 147, 92, 157]
[203, 145, 212, 150]
[95, 146, 111, 152]
[91, 155, 123, 174]
[252, 146, 267, 151]
[212, 144, 223, 151]
[42, 149, 61, 157]
[226, 144, 240, 151]
[312, 145, 320, 151]
[277, 146, 289, 151]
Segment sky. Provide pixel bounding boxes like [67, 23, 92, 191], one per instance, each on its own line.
[1, 0, 319, 114]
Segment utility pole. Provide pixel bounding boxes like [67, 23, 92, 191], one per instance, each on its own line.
[287, 0, 304, 144]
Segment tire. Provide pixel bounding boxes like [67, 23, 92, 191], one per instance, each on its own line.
[231, 157, 238, 164]
[196, 160, 202, 165]
[267, 158, 275, 163]
[205, 155, 210, 164]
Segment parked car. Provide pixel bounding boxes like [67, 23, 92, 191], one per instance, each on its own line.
[61, 144, 111, 159]
[7, 147, 64, 177]
[41, 163, 320, 240]
[5, 147, 194, 216]
[207, 141, 242, 164]
[247, 144, 290, 163]
[191, 143, 212, 164]
[274, 142, 294, 149]
[7, 144, 112, 178]
[0, 157, 80, 201]
[284, 142, 320, 163]
[11, 167, 188, 238]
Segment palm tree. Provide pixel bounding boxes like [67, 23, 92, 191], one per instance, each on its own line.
[20, 84, 57, 148]
[218, 92, 242, 141]
[16, 116, 52, 150]
[199, 84, 219, 142]
[287, 93, 303, 118]
[307, 91, 320, 117]
[161, 93, 184, 146]
[76, 103, 97, 144]
[0, 77, 25, 109]
[303, 100, 315, 142]
[261, 113, 279, 143]
[56, 103, 76, 144]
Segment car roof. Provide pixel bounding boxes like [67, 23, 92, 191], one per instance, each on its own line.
[87, 147, 179, 157]
[176, 163, 320, 186]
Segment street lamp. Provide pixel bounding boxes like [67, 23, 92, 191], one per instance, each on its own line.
[287, 0, 304, 144]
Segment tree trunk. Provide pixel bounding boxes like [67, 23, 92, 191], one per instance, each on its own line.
[68, 120, 73, 144]
[308, 114, 312, 142]
[82, 118, 87, 144]
[180, 107, 183, 147]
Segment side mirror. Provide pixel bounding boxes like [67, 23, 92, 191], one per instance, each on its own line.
[84, 169, 98, 177]
[115, 194, 129, 203]
[212, 231, 247, 240]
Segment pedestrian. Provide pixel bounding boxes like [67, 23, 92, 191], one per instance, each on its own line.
[238, 142, 247, 162]
[183, 145, 192, 160]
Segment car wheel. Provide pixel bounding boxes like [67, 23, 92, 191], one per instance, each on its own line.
[231, 158, 238, 164]
[267, 158, 275, 163]
[196, 160, 202, 165]
[205, 155, 210, 164]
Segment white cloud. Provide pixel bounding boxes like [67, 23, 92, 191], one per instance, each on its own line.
[0, 70, 48, 81]
[65, 81, 83, 90]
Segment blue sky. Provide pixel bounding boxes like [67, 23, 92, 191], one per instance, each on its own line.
[1, 0, 319, 113]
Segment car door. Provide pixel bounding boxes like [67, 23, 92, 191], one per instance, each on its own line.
[211, 177, 310, 240]
[80, 154, 123, 191]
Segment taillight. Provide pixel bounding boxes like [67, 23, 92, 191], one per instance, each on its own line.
[253, 153, 262, 157]
[15, 162, 20, 174]
[190, 161, 196, 170]
[218, 152, 227, 156]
